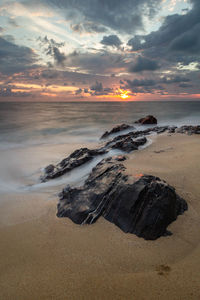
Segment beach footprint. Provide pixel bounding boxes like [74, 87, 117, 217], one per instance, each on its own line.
[156, 264, 171, 276]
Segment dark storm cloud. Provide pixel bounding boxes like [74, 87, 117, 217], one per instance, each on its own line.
[100, 35, 122, 48]
[160, 75, 191, 84]
[129, 56, 160, 72]
[127, 0, 200, 67]
[25, 0, 162, 34]
[71, 22, 107, 34]
[65, 51, 128, 74]
[41, 69, 59, 79]
[90, 80, 113, 95]
[0, 36, 38, 75]
[90, 81, 103, 92]
[38, 36, 66, 66]
[125, 78, 156, 87]
[179, 83, 193, 88]
[121, 77, 159, 93]
[0, 85, 31, 97]
[120, 74, 195, 94]
[169, 23, 200, 54]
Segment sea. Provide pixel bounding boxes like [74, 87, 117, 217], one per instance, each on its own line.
[0, 101, 200, 197]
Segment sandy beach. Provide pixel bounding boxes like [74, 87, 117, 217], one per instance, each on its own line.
[0, 133, 200, 300]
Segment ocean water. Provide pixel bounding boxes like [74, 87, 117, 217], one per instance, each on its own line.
[0, 101, 200, 196]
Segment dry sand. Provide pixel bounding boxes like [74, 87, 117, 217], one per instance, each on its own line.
[0, 133, 200, 300]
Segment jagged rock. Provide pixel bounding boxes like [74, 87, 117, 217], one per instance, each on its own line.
[44, 164, 55, 174]
[111, 137, 147, 152]
[57, 157, 187, 240]
[101, 124, 134, 139]
[105, 126, 169, 148]
[40, 147, 107, 182]
[41, 122, 199, 183]
[135, 115, 157, 125]
[175, 125, 200, 135]
[168, 126, 177, 133]
[155, 126, 169, 134]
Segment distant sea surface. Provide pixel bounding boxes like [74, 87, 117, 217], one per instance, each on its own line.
[0, 101, 200, 196]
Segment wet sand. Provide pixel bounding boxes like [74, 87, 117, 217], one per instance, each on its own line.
[0, 134, 200, 300]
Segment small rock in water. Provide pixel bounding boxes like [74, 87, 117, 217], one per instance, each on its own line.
[135, 115, 157, 125]
[101, 124, 134, 139]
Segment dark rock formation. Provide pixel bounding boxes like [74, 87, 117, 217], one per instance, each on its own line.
[40, 147, 107, 182]
[111, 137, 147, 152]
[105, 126, 169, 148]
[168, 126, 177, 133]
[176, 125, 200, 135]
[101, 124, 134, 139]
[41, 122, 200, 182]
[135, 115, 157, 125]
[57, 157, 187, 240]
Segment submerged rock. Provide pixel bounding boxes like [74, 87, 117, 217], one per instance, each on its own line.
[41, 147, 107, 182]
[57, 157, 187, 240]
[135, 115, 157, 125]
[101, 124, 134, 139]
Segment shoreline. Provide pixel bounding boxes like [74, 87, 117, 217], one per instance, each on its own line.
[0, 133, 200, 299]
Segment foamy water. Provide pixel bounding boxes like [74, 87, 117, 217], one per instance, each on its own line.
[0, 101, 200, 197]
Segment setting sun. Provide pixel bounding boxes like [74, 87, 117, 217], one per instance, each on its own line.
[117, 89, 130, 100]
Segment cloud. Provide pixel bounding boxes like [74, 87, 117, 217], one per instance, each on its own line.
[125, 78, 156, 87]
[127, 0, 200, 67]
[0, 36, 38, 75]
[160, 75, 191, 84]
[89, 80, 113, 95]
[169, 23, 200, 54]
[120, 74, 195, 94]
[75, 88, 82, 95]
[71, 22, 107, 34]
[179, 83, 193, 88]
[0, 85, 32, 97]
[90, 81, 103, 92]
[41, 69, 59, 78]
[64, 50, 128, 75]
[8, 18, 19, 28]
[25, 0, 162, 34]
[129, 56, 160, 72]
[38, 36, 66, 66]
[100, 35, 122, 48]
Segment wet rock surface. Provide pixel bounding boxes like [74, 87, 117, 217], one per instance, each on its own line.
[105, 126, 169, 148]
[111, 137, 147, 152]
[101, 124, 134, 139]
[40, 147, 107, 182]
[41, 123, 200, 182]
[176, 125, 200, 135]
[135, 115, 157, 125]
[57, 157, 188, 240]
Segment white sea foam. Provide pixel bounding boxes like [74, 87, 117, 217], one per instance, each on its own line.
[0, 101, 199, 197]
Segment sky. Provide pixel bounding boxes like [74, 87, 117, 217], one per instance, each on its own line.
[0, 0, 199, 101]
